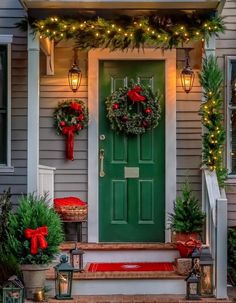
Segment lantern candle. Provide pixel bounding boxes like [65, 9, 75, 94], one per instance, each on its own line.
[59, 274, 69, 294]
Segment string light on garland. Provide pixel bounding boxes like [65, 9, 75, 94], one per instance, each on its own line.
[17, 14, 226, 50]
[199, 55, 227, 186]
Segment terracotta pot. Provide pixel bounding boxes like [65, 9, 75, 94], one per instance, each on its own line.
[20, 264, 49, 299]
[172, 232, 199, 243]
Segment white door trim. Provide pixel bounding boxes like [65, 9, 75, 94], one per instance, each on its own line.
[88, 48, 176, 243]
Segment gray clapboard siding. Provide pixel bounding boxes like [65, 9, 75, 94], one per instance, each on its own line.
[0, 0, 27, 205]
[216, 0, 236, 227]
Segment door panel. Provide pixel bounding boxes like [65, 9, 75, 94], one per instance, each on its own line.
[99, 60, 165, 242]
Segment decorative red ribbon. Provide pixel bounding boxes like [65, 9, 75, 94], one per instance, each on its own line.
[176, 238, 202, 258]
[127, 86, 146, 102]
[24, 226, 48, 255]
[62, 125, 77, 160]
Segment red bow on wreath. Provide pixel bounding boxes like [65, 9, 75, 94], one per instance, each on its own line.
[24, 226, 48, 255]
[127, 86, 146, 102]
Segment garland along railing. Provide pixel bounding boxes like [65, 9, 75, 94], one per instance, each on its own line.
[203, 169, 227, 299]
[199, 55, 228, 298]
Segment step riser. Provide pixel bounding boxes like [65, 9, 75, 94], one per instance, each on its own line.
[46, 279, 185, 296]
[59, 250, 179, 263]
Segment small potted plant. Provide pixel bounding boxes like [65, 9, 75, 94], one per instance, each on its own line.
[7, 194, 64, 299]
[169, 181, 205, 243]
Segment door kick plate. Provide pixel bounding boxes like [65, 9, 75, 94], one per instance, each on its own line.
[124, 167, 139, 178]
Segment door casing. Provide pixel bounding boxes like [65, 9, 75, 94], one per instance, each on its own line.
[88, 48, 176, 243]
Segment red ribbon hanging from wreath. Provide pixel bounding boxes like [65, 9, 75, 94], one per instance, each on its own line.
[127, 86, 146, 102]
[62, 125, 77, 161]
[24, 226, 48, 255]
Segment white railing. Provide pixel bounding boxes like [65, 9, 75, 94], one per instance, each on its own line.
[203, 169, 228, 299]
[38, 164, 56, 206]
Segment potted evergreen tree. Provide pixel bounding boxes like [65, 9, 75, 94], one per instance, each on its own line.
[7, 194, 64, 299]
[169, 181, 205, 243]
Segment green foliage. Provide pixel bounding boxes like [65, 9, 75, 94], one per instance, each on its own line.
[16, 14, 225, 51]
[169, 182, 205, 233]
[0, 189, 19, 285]
[7, 194, 64, 265]
[106, 83, 161, 135]
[199, 55, 228, 187]
[228, 227, 236, 285]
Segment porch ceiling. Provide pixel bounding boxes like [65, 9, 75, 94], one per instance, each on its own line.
[19, 0, 223, 11]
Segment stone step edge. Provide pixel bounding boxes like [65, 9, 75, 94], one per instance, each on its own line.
[60, 242, 177, 251]
[46, 267, 185, 280]
[45, 295, 231, 303]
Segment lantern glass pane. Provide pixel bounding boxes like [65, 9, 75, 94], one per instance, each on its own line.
[201, 265, 213, 295]
[3, 288, 23, 303]
[58, 272, 71, 296]
[189, 282, 198, 295]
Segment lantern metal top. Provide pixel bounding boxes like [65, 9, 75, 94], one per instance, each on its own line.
[191, 247, 201, 259]
[3, 276, 24, 289]
[186, 271, 199, 283]
[55, 254, 74, 271]
[200, 247, 214, 265]
[68, 64, 82, 75]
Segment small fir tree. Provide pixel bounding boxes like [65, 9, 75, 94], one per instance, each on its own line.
[170, 182, 205, 233]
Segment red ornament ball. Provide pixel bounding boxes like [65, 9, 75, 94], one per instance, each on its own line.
[145, 107, 152, 114]
[60, 121, 66, 127]
[77, 114, 84, 121]
[113, 103, 119, 110]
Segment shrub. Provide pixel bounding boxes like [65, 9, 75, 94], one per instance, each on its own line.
[7, 194, 64, 265]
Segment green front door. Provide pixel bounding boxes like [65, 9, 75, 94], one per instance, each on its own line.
[99, 60, 165, 242]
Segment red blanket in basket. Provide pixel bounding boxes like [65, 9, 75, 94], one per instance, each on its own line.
[54, 196, 87, 209]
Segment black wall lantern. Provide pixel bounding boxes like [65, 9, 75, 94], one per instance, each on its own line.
[54, 254, 74, 300]
[68, 48, 82, 93]
[200, 247, 214, 297]
[181, 49, 195, 94]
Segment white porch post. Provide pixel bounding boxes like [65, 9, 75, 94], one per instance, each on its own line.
[216, 195, 228, 299]
[27, 26, 40, 194]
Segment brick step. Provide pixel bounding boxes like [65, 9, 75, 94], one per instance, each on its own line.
[60, 242, 176, 251]
[58, 242, 179, 264]
[47, 295, 231, 303]
[46, 266, 184, 280]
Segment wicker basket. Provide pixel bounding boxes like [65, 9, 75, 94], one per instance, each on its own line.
[56, 205, 87, 221]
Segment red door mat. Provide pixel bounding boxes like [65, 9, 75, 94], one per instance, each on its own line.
[87, 262, 174, 272]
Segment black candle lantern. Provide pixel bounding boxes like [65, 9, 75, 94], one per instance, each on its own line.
[70, 242, 84, 272]
[200, 247, 214, 297]
[2, 276, 24, 303]
[54, 254, 74, 300]
[185, 271, 201, 300]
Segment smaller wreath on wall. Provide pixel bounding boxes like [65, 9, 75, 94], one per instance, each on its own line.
[54, 99, 89, 160]
[106, 83, 161, 135]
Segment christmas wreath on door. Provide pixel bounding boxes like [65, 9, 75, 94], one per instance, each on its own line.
[106, 83, 161, 135]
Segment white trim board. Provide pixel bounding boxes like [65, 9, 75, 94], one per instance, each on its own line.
[88, 48, 176, 243]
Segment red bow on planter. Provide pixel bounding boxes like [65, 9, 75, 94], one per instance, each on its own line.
[127, 86, 146, 102]
[24, 226, 48, 255]
[176, 238, 202, 258]
[62, 125, 77, 161]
